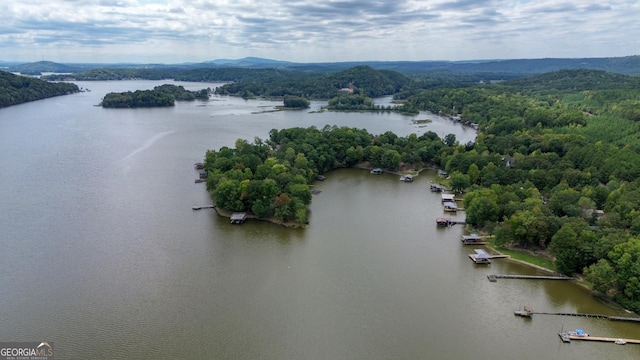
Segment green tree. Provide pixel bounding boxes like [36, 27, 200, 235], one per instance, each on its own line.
[549, 225, 579, 275]
[449, 171, 470, 194]
[215, 180, 244, 211]
[585, 259, 617, 296]
[467, 163, 480, 185]
[444, 133, 457, 147]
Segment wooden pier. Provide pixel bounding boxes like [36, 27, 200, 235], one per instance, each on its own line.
[565, 335, 640, 345]
[534, 311, 610, 319]
[513, 306, 640, 323]
[488, 274, 573, 282]
[609, 316, 640, 322]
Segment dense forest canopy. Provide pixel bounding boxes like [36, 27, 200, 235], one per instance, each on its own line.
[213, 65, 414, 99]
[0, 70, 79, 108]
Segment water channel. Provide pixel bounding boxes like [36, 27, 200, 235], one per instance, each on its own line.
[1, 80, 639, 359]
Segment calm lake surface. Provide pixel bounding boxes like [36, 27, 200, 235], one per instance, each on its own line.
[1, 80, 639, 359]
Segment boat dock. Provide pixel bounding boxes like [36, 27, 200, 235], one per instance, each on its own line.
[436, 217, 465, 227]
[469, 250, 510, 264]
[461, 233, 487, 245]
[193, 205, 216, 210]
[488, 274, 573, 282]
[469, 249, 492, 264]
[230, 212, 247, 224]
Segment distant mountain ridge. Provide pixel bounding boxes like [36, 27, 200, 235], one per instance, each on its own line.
[6, 55, 640, 75]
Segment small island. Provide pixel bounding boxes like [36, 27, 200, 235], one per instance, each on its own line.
[326, 93, 418, 114]
[100, 84, 210, 108]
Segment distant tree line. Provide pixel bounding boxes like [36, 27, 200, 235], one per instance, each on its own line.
[0, 70, 79, 108]
[45, 65, 415, 100]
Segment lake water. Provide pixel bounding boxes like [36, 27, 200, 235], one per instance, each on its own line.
[1, 80, 639, 359]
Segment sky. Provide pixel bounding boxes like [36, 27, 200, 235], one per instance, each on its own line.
[1, 0, 639, 64]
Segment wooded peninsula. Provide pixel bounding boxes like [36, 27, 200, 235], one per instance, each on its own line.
[0, 70, 79, 108]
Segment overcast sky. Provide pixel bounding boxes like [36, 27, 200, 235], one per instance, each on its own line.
[1, 0, 639, 64]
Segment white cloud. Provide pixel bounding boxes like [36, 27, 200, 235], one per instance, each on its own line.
[0, 0, 638, 63]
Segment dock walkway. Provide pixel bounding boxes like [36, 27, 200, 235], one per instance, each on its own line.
[566, 335, 640, 344]
[513, 306, 640, 323]
[488, 274, 573, 282]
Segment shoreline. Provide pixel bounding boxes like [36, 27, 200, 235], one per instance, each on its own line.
[486, 243, 637, 314]
[209, 203, 308, 228]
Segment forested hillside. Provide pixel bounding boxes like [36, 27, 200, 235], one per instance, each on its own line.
[401, 69, 640, 312]
[214, 66, 413, 99]
[27, 55, 640, 78]
[0, 70, 79, 108]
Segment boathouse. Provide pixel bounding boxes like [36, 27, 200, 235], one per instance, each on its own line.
[401, 175, 413, 182]
[443, 201, 458, 212]
[469, 249, 491, 264]
[441, 193, 456, 203]
[461, 233, 486, 245]
[430, 184, 443, 192]
[371, 168, 383, 175]
[230, 212, 247, 224]
[438, 169, 449, 177]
